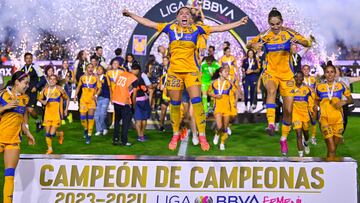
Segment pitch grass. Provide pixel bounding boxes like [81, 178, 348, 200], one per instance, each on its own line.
[0, 116, 359, 200]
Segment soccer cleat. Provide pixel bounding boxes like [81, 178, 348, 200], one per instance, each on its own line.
[280, 140, 288, 156]
[83, 130, 88, 139]
[213, 134, 219, 145]
[266, 124, 276, 136]
[95, 132, 102, 136]
[68, 113, 73, 123]
[137, 136, 146, 142]
[122, 142, 132, 146]
[46, 149, 53, 155]
[112, 139, 120, 146]
[220, 143, 225, 151]
[180, 128, 189, 141]
[168, 135, 180, 150]
[103, 129, 108, 136]
[57, 131, 64, 145]
[192, 135, 199, 146]
[109, 123, 115, 129]
[85, 135, 91, 144]
[304, 142, 310, 155]
[311, 138, 317, 145]
[227, 127, 232, 136]
[298, 151, 304, 157]
[199, 136, 210, 151]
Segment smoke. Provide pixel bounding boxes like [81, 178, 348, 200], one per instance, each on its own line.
[293, 0, 360, 48]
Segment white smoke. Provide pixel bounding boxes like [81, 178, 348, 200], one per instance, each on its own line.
[293, 0, 360, 49]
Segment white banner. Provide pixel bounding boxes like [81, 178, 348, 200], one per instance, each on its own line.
[14, 156, 358, 203]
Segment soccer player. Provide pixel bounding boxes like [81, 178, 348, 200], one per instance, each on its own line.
[19, 53, 46, 132]
[301, 65, 318, 145]
[158, 64, 170, 132]
[247, 8, 313, 155]
[123, 6, 248, 151]
[201, 56, 220, 115]
[74, 64, 101, 144]
[242, 49, 260, 112]
[292, 71, 312, 157]
[38, 75, 69, 154]
[0, 72, 35, 203]
[220, 47, 240, 83]
[208, 66, 233, 150]
[314, 65, 353, 159]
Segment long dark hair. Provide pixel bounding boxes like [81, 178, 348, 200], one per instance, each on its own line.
[76, 50, 85, 63]
[5, 71, 28, 89]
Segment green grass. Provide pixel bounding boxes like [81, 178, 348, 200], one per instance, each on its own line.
[352, 82, 360, 93]
[0, 116, 359, 200]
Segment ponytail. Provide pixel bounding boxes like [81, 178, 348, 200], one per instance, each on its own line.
[4, 71, 28, 89]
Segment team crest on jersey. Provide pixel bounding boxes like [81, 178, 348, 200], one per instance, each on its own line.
[286, 80, 294, 87]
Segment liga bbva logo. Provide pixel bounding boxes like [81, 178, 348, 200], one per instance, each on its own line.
[195, 196, 213, 203]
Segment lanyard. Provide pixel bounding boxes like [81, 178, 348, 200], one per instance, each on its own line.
[112, 70, 119, 83]
[305, 77, 311, 86]
[62, 69, 68, 79]
[85, 75, 92, 88]
[217, 79, 227, 95]
[24, 64, 32, 74]
[6, 86, 19, 101]
[174, 26, 184, 40]
[248, 58, 254, 70]
[326, 82, 336, 101]
[292, 54, 298, 66]
[46, 87, 56, 102]
[99, 74, 104, 82]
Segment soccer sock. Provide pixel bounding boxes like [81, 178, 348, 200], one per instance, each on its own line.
[281, 120, 292, 140]
[266, 104, 276, 125]
[80, 114, 88, 130]
[191, 97, 206, 135]
[202, 95, 208, 114]
[220, 130, 229, 145]
[4, 168, 15, 203]
[311, 123, 317, 138]
[170, 101, 181, 134]
[45, 133, 52, 149]
[88, 115, 95, 136]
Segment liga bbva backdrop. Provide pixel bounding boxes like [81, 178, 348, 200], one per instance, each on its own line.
[126, 0, 260, 66]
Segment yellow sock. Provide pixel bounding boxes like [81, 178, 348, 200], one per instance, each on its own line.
[4, 168, 15, 203]
[45, 134, 52, 149]
[311, 123, 317, 138]
[80, 114, 88, 130]
[266, 104, 276, 125]
[191, 97, 206, 135]
[281, 121, 292, 139]
[170, 101, 181, 134]
[220, 132, 229, 144]
[88, 116, 94, 136]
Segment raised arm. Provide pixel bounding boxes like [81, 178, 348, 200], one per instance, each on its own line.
[210, 16, 248, 33]
[123, 9, 158, 30]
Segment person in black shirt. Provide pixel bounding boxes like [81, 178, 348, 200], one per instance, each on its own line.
[110, 48, 125, 67]
[19, 53, 46, 132]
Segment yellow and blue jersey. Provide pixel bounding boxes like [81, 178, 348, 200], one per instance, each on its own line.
[250, 29, 311, 80]
[157, 23, 211, 73]
[316, 82, 351, 124]
[208, 79, 233, 115]
[0, 90, 29, 144]
[220, 55, 238, 79]
[39, 86, 69, 122]
[293, 85, 313, 122]
[78, 75, 101, 103]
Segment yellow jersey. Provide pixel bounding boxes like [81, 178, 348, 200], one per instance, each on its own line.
[78, 75, 101, 103]
[39, 86, 69, 121]
[208, 79, 233, 115]
[106, 69, 124, 92]
[316, 82, 351, 124]
[0, 89, 29, 144]
[220, 55, 238, 79]
[293, 85, 313, 122]
[304, 76, 316, 89]
[250, 29, 311, 80]
[157, 23, 211, 73]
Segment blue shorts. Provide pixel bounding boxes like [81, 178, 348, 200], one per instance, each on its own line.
[182, 89, 190, 103]
[134, 100, 151, 121]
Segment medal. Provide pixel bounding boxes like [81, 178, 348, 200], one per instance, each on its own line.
[326, 82, 336, 104]
[292, 54, 298, 66]
[174, 25, 184, 40]
[85, 75, 92, 88]
[62, 69, 68, 79]
[46, 86, 56, 102]
[23, 64, 32, 74]
[248, 58, 254, 70]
